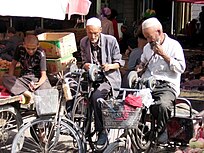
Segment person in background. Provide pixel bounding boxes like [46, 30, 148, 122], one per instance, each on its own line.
[122, 32, 147, 87]
[199, 6, 204, 49]
[100, 7, 114, 36]
[0, 27, 23, 61]
[127, 32, 147, 71]
[119, 25, 132, 54]
[137, 17, 186, 143]
[3, 35, 51, 104]
[80, 17, 124, 145]
[109, 9, 119, 41]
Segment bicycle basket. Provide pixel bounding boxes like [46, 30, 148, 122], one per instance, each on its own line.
[102, 99, 142, 129]
[34, 88, 59, 116]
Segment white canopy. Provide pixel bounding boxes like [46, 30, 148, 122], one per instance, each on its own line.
[0, 0, 91, 20]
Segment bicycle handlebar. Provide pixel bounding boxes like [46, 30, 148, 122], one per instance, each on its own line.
[114, 88, 140, 92]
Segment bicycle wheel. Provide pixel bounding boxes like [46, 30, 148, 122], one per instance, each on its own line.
[11, 116, 84, 153]
[71, 96, 91, 134]
[0, 104, 23, 151]
[86, 112, 108, 153]
[135, 108, 155, 152]
[103, 140, 130, 153]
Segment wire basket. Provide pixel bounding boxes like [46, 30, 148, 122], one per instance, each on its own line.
[102, 99, 142, 129]
[34, 88, 59, 116]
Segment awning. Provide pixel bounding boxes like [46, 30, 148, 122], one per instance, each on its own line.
[0, 0, 91, 20]
[171, 0, 204, 34]
[175, 0, 204, 3]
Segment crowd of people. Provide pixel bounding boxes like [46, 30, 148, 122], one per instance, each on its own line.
[79, 16, 186, 145]
[0, 6, 191, 146]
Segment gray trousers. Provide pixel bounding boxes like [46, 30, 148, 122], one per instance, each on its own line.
[91, 82, 111, 132]
[3, 75, 51, 95]
[150, 81, 176, 134]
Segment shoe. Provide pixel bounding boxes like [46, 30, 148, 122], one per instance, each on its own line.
[96, 132, 107, 145]
[158, 129, 168, 144]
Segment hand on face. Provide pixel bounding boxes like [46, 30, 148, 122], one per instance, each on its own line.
[151, 41, 166, 57]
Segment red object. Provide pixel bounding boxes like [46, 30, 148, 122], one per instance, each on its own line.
[125, 94, 142, 108]
[0, 86, 11, 98]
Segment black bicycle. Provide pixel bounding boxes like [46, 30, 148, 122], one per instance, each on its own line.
[11, 70, 86, 153]
[70, 64, 111, 152]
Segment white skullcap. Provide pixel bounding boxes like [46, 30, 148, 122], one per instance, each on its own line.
[142, 17, 162, 30]
[86, 17, 101, 27]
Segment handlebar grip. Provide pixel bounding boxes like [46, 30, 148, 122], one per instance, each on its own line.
[113, 88, 140, 92]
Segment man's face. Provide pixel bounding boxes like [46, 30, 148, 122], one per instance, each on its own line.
[86, 25, 102, 44]
[23, 43, 39, 56]
[143, 27, 161, 45]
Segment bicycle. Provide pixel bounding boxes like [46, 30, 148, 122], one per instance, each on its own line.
[70, 64, 111, 152]
[102, 71, 200, 153]
[101, 86, 152, 153]
[0, 96, 23, 152]
[11, 70, 86, 153]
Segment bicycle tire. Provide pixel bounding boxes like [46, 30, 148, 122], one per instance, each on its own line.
[103, 140, 130, 153]
[135, 108, 155, 152]
[11, 116, 84, 153]
[0, 104, 23, 151]
[71, 96, 91, 134]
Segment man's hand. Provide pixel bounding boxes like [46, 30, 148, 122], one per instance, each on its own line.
[102, 63, 110, 71]
[152, 43, 170, 63]
[29, 82, 39, 91]
[83, 63, 91, 71]
[135, 63, 144, 72]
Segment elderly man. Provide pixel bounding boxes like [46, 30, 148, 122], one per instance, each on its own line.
[80, 17, 124, 145]
[137, 17, 186, 143]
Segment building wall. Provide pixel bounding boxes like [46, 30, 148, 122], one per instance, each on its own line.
[110, 0, 135, 26]
[192, 4, 204, 20]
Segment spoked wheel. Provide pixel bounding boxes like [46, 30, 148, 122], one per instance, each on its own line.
[71, 96, 91, 134]
[86, 111, 108, 153]
[0, 104, 23, 152]
[135, 108, 155, 152]
[87, 129, 109, 153]
[11, 117, 84, 153]
[103, 139, 135, 153]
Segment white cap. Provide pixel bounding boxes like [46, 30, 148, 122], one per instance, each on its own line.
[142, 17, 162, 30]
[86, 17, 101, 27]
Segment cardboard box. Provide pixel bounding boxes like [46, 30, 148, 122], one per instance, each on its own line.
[46, 54, 75, 74]
[37, 32, 77, 58]
[67, 28, 86, 43]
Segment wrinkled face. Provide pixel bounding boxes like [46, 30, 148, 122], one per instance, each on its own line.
[23, 43, 39, 56]
[86, 25, 102, 44]
[142, 27, 161, 45]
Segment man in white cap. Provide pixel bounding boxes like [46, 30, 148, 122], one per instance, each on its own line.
[137, 17, 186, 143]
[80, 17, 124, 145]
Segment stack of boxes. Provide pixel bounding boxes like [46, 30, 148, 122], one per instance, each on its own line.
[37, 32, 77, 74]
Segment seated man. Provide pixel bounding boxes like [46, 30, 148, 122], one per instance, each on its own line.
[3, 35, 51, 103]
[137, 17, 186, 143]
[122, 32, 147, 88]
[80, 17, 125, 145]
[0, 27, 23, 61]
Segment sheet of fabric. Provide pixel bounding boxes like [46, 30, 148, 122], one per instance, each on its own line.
[66, 0, 92, 20]
[0, 0, 91, 20]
